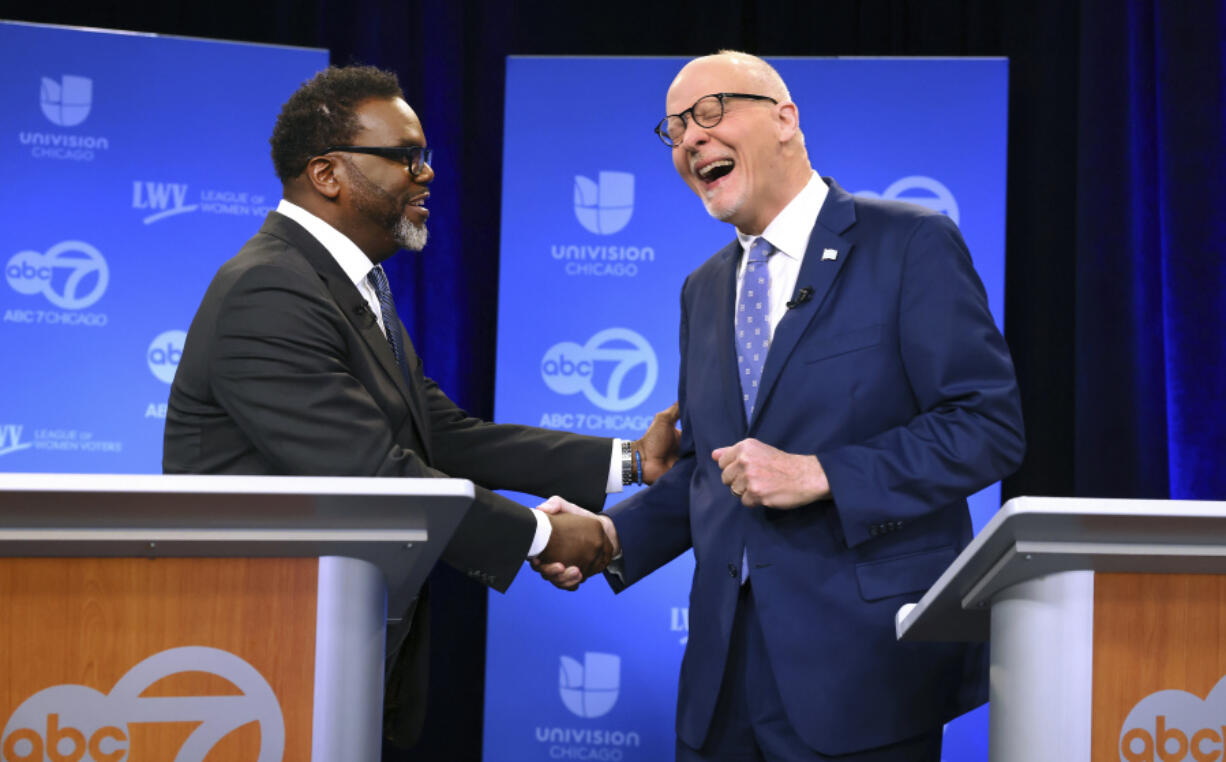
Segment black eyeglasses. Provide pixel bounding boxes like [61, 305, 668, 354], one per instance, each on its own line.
[654, 93, 779, 148]
[314, 145, 434, 176]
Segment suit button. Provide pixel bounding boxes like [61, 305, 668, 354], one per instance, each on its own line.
[728, 563, 739, 579]
[869, 526, 880, 537]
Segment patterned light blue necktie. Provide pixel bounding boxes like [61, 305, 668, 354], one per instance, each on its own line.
[366, 265, 410, 380]
[736, 238, 775, 421]
[736, 239, 773, 584]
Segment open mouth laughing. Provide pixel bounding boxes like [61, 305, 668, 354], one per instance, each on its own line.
[693, 156, 735, 190]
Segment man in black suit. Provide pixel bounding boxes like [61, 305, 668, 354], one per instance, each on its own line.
[163, 65, 678, 746]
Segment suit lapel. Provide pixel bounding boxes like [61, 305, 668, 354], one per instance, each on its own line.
[710, 241, 749, 434]
[751, 179, 857, 430]
[260, 213, 434, 459]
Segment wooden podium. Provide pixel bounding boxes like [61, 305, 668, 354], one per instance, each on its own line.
[897, 496, 1226, 762]
[0, 473, 472, 762]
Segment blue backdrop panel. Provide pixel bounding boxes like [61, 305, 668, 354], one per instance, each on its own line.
[0, 22, 326, 471]
[487, 57, 1006, 761]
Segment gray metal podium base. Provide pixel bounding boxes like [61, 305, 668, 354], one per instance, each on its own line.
[896, 496, 1226, 760]
[988, 570, 1093, 762]
[312, 556, 388, 762]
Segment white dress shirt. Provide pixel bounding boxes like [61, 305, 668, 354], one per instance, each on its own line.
[733, 171, 829, 337]
[730, 172, 827, 583]
[275, 199, 622, 557]
[610, 172, 830, 584]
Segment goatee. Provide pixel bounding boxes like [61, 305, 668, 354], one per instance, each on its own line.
[395, 217, 428, 251]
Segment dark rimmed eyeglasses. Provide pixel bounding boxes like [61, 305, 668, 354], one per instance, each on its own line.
[314, 145, 434, 176]
[654, 93, 779, 148]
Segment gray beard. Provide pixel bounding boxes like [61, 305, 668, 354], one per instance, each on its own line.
[340, 153, 429, 252]
[395, 217, 428, 251]
[703, 190, 743, 223]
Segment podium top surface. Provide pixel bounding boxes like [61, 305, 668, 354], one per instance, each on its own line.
[0, 472, 475, 497]
[0, 473, 476, 617]
[0, 472, 473, 538]
[896, 495, 1226, 643]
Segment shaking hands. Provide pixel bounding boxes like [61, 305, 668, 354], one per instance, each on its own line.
[529, 403, 675, 590]
[531, 496, 620, 591]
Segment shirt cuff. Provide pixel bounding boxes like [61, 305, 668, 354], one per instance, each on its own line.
[527, 508, 552, 558]
[605, 555, 626, 583]
[606, 438, 624, 494]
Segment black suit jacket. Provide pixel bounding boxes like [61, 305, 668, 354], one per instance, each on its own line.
[163, 211, 611, 742]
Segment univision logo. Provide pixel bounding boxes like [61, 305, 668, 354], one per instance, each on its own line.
[40, 75, 92, 127]
[558, 652, 620, 719]
[573, 172, 634, 235]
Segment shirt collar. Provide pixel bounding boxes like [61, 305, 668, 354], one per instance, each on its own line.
[735, 171, 828, 262]
[276, 198, 375, 288]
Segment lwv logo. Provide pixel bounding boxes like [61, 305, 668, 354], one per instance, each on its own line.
[133, 181, 198, 224]
[40, 75, 92, 127]
[558, 652, 620, 719]
[0, 425, 31, 457]
[573, 171, 634, 235]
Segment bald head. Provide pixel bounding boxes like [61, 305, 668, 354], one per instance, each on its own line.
[663, 52, 812, 235]
[672, 51, 791, 104]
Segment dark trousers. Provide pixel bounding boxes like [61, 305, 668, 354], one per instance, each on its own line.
[676, 583, 942, 762]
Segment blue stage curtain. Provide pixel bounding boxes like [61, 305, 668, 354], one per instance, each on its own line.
[308, 5, 515, 759]
[1075, 0, 1226, 500]
[313, 0, 513, 420]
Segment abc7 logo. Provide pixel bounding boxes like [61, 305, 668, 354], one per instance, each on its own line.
[541, 328, 657, 412]
[0, 646, 283, 762]
[855, 176, 960, 225]
[147, 330, 186, 384]
[5, 241, 109, 310]
[1119, 681, 1226, 762]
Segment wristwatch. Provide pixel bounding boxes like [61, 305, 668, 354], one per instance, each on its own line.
[621, 440, 637, 486]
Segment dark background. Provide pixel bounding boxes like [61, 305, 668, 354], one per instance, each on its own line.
[4, 1, 1222, 758]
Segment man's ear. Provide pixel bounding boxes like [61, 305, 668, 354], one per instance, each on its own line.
[305, 155, 342, 200]
[775, 102, 800, 143]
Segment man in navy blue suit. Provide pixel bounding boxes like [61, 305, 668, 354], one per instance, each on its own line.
[538, 51, 1025, 761]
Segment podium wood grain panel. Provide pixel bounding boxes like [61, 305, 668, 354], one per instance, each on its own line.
[1092, 572, 1226, 761]
[0, 557, 317, 761]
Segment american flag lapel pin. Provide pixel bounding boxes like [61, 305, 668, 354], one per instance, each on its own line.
[822, 248, 838, 261]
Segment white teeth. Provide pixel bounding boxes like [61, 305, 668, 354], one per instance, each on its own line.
[696, 159, 733, 181]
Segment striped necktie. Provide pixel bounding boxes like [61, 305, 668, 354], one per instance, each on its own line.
[366, 265, 410, 380]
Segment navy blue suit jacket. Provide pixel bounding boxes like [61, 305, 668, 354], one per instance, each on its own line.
[605, 178, 1024, 755]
